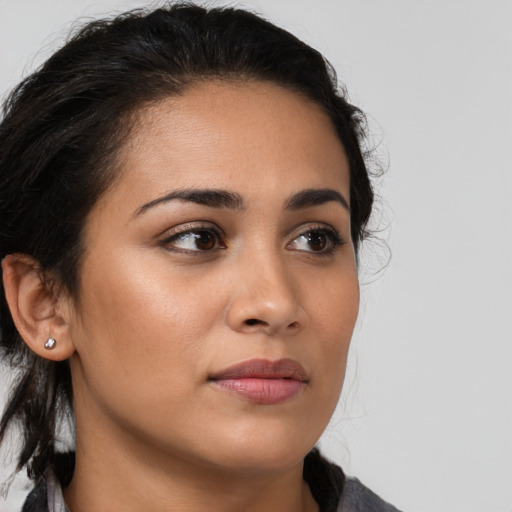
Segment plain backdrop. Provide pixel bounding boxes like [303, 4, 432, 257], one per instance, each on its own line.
[1, 1, 511, 511]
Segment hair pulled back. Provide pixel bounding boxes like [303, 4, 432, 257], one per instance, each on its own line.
[0, 2, 373, 488]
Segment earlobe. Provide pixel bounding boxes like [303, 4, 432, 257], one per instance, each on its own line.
[2, 254, 76, 361]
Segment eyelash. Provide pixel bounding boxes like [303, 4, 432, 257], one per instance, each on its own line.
[159, 223, 344, 256]
[287, 225, 345, 257]
[159, 223, 226, 254]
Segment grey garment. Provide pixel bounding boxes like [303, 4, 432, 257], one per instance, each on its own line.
[47, 473, 69, 512]
[24, 470, 401, 512]
[338, 478, 402, 512]
[20, 472, 69, 512]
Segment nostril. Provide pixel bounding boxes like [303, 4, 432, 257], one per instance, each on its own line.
[244, 318, 267, 326]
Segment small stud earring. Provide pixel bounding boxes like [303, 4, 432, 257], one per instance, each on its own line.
[44, 337, 56, 350]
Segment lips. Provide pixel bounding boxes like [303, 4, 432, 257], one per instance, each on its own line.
[209, 358, 308, 404]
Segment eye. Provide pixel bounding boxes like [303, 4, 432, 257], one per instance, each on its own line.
[160, 225, 225, 253]
[288, 227, 343, 255]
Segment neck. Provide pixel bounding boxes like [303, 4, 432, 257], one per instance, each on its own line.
[64, 445, 318, 512]
[64, 404, 319, 512]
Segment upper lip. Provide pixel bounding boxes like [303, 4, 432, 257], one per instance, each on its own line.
[209, 358, 309, 382]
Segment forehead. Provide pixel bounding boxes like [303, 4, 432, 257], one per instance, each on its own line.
[107, 80, 350, 212]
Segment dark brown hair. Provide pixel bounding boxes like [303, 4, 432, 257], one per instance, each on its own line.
[0, 2, 373, 490]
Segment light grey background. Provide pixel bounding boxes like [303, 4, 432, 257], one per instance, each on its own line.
[1, 1, 511, 511]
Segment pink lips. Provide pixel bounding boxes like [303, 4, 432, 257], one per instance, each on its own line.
[209, 358, 308, 404]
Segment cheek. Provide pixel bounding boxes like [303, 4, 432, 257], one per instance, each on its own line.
[309, 264, 359, 335]
[307, 270, 359, 392]
[77, 249, 224, 340]
[69, 252, 227, 407]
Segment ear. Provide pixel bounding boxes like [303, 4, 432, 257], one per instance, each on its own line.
[2, 253, 76, 361]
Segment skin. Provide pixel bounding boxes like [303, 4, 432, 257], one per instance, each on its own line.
[4, 80, 360, 512]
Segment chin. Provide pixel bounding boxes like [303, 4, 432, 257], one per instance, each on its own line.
[209, 448, 309, 476]
[198, 421, 320, 474]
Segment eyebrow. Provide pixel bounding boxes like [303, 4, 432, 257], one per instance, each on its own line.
[133, 186, 349, 218]
[285, 188, 350, 212]
[134, 189, 245, 217]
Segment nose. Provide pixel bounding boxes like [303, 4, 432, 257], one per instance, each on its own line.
[226, 251, 308, 336]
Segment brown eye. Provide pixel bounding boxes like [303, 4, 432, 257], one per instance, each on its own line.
[161, 226, 225, 252]
[307, 231, 327, 252]
[193, 230, 216, 250]
[288, 227, 343, 256]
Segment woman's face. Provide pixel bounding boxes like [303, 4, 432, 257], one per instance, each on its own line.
[66, 80, 359, 473]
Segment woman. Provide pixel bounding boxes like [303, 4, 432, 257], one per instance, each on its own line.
[0, 4, 400, 511]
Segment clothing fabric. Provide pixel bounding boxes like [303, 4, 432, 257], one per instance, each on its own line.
[22, 472, 401, 512]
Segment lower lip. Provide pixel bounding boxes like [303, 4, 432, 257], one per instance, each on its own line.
[211, 378, 306, 404]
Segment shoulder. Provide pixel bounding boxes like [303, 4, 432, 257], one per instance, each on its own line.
[338, 477, 403, 512]
[304, 449, 402, 512]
